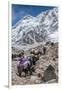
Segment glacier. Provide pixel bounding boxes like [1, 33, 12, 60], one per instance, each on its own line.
[12, 8, 58, 50]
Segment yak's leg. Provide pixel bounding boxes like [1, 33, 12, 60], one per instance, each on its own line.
[17, 67, 22, 77]
[24, 69, 28, 77]
[43, 47, 46, 55]
[30, 69, 32, 75]
[19, 72, 21, 76]
[28, 66, 32, 75]
[33, 59, 36, 65]
[32, 66, 35, 72]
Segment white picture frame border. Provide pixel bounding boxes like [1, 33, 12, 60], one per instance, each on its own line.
[8, 0, 62, 89]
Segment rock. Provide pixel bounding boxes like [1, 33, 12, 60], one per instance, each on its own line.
[12, 42, 58, 85]
[43, 65, 56, 82]
[35, 69, 42, 74]
[30, 75, 38, 81]
[35, 79, 41, 84]
[39, 65, 43, 69]
[30, 75, 41, 84]
[45, 79, 57, 83]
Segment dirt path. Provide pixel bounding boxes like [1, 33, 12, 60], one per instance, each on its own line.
[12, 43, 58, 85]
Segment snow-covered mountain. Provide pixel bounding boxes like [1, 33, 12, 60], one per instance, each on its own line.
[12, 8, 58, 50]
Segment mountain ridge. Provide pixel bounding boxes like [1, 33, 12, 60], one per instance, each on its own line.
[12, 7, 58, 50]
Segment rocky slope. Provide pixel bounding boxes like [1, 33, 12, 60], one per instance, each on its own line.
[12, 42, 58, 85]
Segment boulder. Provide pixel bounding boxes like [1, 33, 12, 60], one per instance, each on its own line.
[42, 65, 56, 82]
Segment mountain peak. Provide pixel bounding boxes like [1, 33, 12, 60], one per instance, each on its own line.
[12, 8, 58, 50]
[22, 15, 34, 20]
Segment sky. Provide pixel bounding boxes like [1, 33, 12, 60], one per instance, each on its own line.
[12, 4, 55, 26]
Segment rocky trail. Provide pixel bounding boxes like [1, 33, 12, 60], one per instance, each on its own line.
[12, 42, 58, 85]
